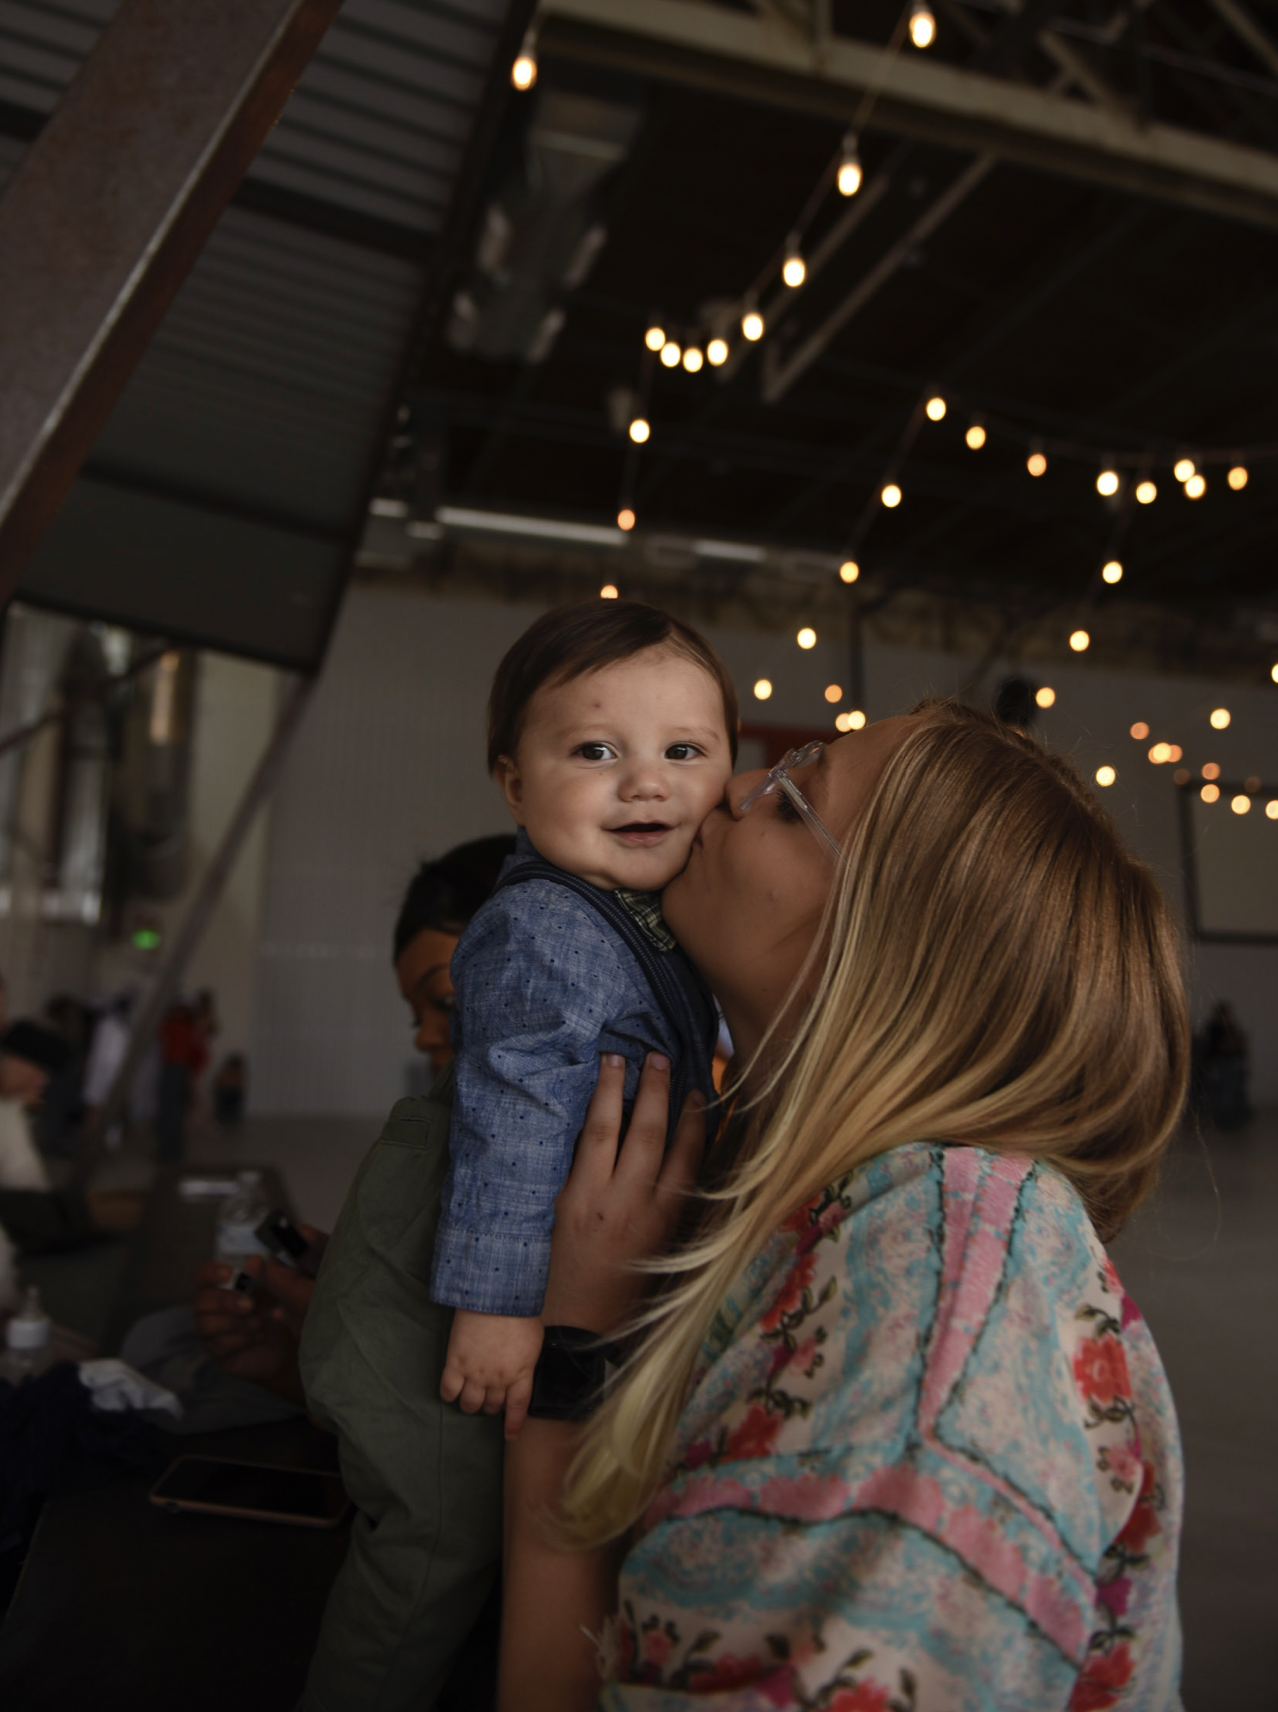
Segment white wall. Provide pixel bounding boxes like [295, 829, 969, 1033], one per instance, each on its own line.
[250, 585, 1278, 1114]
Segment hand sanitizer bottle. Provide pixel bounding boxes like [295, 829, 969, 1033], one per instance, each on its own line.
[0, 1285, 53, 1383]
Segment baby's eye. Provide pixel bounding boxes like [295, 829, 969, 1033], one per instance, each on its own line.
[574, 742, 615, 762]
[665, 743, 703, 761]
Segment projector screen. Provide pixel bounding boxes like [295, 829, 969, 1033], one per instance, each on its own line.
[1182, 785, 1278, 942]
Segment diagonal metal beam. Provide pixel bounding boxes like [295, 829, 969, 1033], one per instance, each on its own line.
[0, 0, 345, 598]
[539, 0, 1278, 228]
[1205, 0, 1278, 81]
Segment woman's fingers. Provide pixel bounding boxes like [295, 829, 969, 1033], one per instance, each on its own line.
[613, 1053, 673, 1188]
[574, 1053, 629, 1184]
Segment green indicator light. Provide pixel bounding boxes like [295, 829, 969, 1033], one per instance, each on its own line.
[131, 928, 161, 950]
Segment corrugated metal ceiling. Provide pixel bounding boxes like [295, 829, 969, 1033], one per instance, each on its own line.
[1, 0, 516, 666]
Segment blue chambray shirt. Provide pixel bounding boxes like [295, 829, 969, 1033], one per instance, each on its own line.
[431, 830, 711, 1318]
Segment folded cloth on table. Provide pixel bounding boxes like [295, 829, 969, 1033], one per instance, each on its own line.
[119, 1305, 303, 1433]
[78, 1358, 183, 1419]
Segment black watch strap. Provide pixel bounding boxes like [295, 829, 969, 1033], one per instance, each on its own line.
[527, 1326, 621, 1421]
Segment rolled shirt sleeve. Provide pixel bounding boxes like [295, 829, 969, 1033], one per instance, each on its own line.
[431, 880, 668, 1318]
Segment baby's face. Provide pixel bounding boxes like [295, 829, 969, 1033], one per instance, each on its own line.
[496, 647, 734, 891]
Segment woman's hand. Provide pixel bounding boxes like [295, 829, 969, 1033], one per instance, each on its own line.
[543, 1051, 706, 1336]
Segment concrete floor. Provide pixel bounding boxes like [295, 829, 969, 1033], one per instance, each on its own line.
[34, 1104, 1278, 1706]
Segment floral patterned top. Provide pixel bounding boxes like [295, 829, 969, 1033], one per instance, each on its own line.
[598, 1143, 1183, 1712]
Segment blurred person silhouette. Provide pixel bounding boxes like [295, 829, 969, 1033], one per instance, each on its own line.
[37, 995, 91, 1156]
[1202, 999, 1251, 1131]
[212, 1053, 247, 1128]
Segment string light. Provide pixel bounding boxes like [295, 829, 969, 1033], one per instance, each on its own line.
[1174, 768, 1190, 785]
[644, 324, 666, 352]
[797, 626, 817, 649]
[1168, 744, 1183, 761]
[839, 560, 860, 583]
[1210, 707, 1230, 729]
[881, 483, 902, 508]
[1149, 742, 1171, 764]
[835, 709, 867, 732]
[838, 134, 863, 197]
[1246, 774, 1261, 792]
[1102, 561, 1123, 584]
[617, 508, 635, 531]
[707, 338, 729, 366]
[1184, 473, 1206, 499]
[1096, 469, 1120, 497]
[1173, 458, 1196, 482]
[1130, 721, 1149, 739]
[1095, 766, 1116, 787]
[1135, 480, 1157, 505]
[1069, 629, 1090, 652]
[1035, 686, 1056, 708]
[741, 307, 765, 341]
[753, 678, 773, 701]
[1272, 663, 1278, 683]
[628, 417, 650, 444]
[1267, 801, 1278, 819]
[1232, 794, 1251, 815]
[909, 0, 936, 48]
[782, 240, 806, 289]
[1201, 783, 1220, 803]
[599, 584, 619, 599]
[1027, 451, 1047, 477]
[824, 684, 843, 704]
[1229, 466, 1249, 490]
[511, 35, 537, 89]
[925, 396, 946, 422]
[660, 340, 681, 368]
[682, 346, 704, 373]
[965, 423, 986, 450]
[1202, 762, 1221, 779]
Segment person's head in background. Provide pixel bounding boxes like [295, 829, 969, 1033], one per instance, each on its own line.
[393, 835, 517, 1071]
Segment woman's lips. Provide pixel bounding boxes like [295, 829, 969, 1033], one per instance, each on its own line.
[610, 822, 672, 846]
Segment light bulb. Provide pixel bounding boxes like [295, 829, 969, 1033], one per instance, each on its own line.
[599, 584, 619, 599]
[1027, 451, 1047, 477]
[848, 709, 867, 730]
[628, 417, 650, 444]
[753, 678, 773, 701]
[1148, 742, 1170, 764]
[1267, 801, 1278, 820]
[834, 712, 853, 732]
[839, 560, 860, 583]
[1272, 663, 1278, 683]
[1096, 469, 1120, 497]
[1102, 560, 1123, 584]
[909, 0, 936, 48]
[1184, 473, 1206, 499]
[881, 483, 902, 508]
[741, 309, 764, 341]
[511, 50, 537, 90]
[644, 325, 665, 352]
[1168, 744, 1183, 762]
[1135, 480, 1157, 505]
[1228, 465, 1249, 490]
[1130, 721, 1149, 740]
[925, 396, 946, 422]
[838, 133, 862, 197]
[1069, 629, 1090, 652]
[1201, 783, 1220, 803]
[1095, 766, 1116, 787]
[965, 423, 986, 450]
[1202, 762, 1220, 780]
[782, 250, 806, 289]
[1035, 686, 1056, 709]
[617, 508, 635, 531]
[660, 340, 681, 368]
[797, 627, 817, 650]
[707, 338, 729, 366]
[682, 346, 703, 373]
[824, 684, 843, 704]
[1232, 794, 1251, 815]
[1210, 707, 1230, 729]
[1174, 768, 1190, 785]
[1173, 458, 1196, 483]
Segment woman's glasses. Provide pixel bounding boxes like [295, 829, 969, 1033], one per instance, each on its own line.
[737, 741, 846, 865]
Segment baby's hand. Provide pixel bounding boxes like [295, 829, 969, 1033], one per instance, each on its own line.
[440, 1309, 544, 1439]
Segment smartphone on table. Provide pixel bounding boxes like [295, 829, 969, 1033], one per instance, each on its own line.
[150, 1456, 350, 1528]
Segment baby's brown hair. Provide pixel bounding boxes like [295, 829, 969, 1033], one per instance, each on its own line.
[487, 601, 739, 772]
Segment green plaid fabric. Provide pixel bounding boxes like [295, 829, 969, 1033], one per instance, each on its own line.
[613, 887, 676, 952]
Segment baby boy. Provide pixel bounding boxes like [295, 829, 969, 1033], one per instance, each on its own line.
[432, 599, 738, 1434]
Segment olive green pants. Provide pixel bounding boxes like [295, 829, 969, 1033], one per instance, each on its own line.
[299, 1064, 504, 1711]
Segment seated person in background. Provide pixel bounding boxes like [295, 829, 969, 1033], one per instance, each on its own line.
[0, 1020, 71, 1310]
[192, 834, 515, 1399]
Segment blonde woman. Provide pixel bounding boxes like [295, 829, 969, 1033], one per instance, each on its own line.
[499, 702, 1186, 1712]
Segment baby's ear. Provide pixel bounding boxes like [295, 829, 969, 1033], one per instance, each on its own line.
[493, 756, 525, 823]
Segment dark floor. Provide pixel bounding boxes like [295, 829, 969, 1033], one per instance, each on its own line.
[1112, 1107, 1278, 1712]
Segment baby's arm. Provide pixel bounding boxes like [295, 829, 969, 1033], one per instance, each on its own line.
[440, 1309, 544, 1439]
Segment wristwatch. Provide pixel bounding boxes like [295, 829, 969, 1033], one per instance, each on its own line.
[527, 1326, 621, 1421]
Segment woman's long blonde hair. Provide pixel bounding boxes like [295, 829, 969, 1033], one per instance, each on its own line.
[561, 699, 1189, 1548]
